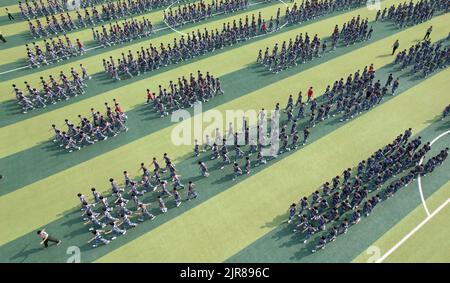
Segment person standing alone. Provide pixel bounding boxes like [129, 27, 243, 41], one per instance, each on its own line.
[424, 26, 432, 40]
[37, 229, 61, 248]
[5, 8, 14, 21]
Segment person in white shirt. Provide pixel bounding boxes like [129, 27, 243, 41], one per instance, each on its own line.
[37, 229, 61, 248]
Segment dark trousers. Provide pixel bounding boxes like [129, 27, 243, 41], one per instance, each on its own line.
[8, 13, 14, 20]
[44, 236, 59, 248]
[392, 46, 398, 55]
[424, 32, 430, 40]
[0, 35, 6, 43]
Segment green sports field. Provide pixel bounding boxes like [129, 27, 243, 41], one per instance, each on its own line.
[0, 0, 449, 263]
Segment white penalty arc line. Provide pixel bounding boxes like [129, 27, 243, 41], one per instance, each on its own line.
[163, 0, 289, 35]
[417, 130, 450, 216]
[0, 23, 173, 76]
[376, 198, 450, 263]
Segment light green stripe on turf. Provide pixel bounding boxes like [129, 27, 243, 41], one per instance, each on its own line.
[0, 2, 287, 69]
[0, 17, 446, 246]
[96, 69, 450, 263]
[352, 181, 450, 263]
[0, 3, 442, 161]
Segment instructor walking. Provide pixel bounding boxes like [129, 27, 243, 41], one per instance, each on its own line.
[392, 39, 399, 55]
[37, 229, 61, 248]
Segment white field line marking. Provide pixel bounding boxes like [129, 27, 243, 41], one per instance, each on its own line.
[376, 198, 450, 263]
[418, 130, 450, 216]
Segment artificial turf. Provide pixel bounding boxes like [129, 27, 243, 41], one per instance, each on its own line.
[0, 0, 448, 263]
[1, 14, 445, 248]
[3, 17, 444, 197]
[227, 121, 450, 262]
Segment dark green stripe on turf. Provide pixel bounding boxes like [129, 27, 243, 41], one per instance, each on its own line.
[226, 120, 450, 262]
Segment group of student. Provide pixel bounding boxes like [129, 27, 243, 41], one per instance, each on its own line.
[92, 17, 155, 46]
[195, 120, 275, 181]
[51, 99, 128, 152]
[26, 36, 85, 68]
[146, 70, 224, 117]
[256, 13, 375, 74]
[287, 129, 448, 253]
[102, 12, 273, 80]
[256, 31, 322, 73]
[26, 0, 153, 38]
[330, 15, 373, 47]
[322, 67, 400, 122]
[195, 65, 402, 181]
[13, 64, 91, 113]
[375, 0, 448, 28]
[394, 39, 449, 78]
[284, 0, 366, 25]
[27, 14, 79, 38]
[296, 64, 400, 125]
[18, 0, 67, 19]
[78, 154, 198, 247]
[164, 0, 249, 28]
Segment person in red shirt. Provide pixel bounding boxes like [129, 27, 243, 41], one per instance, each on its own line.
[76, 38, 85, 54]
[261, 20, 266, 33]
[368, 63, 375, 74]
[307, 87, 314, 104]
[146, 89, 155, 104]
[333, 24, 339, 34]
[112, 99, 123, 114]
